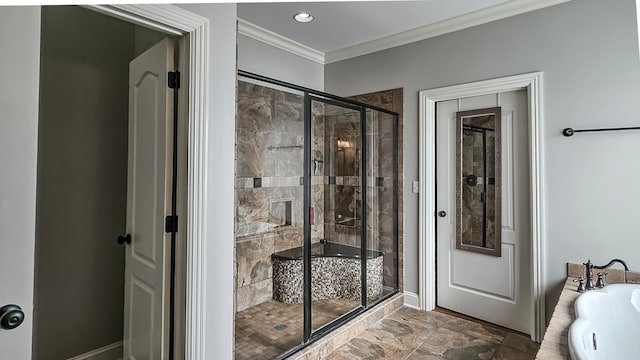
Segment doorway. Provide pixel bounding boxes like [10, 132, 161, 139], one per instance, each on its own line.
[418, 73, 545, 341]
[435, 90, 531, 334]
[33, 6, 186, 359]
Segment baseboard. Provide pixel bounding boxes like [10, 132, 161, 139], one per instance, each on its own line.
[404, 291, 420, 310]
[67, 341, 123, 360]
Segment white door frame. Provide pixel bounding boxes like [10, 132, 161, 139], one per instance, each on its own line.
[418, 72, 545, 341]
[86, 4, 209, 358]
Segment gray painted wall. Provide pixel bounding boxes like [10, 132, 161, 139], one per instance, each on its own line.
[324, 0, 640, 319]
[0, 7, 41, 359]
[238, 33, 324, 90]
[34, 6, 134, 359]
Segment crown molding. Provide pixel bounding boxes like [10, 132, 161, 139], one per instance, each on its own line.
[237, 18, 325, 64]
[325, 0, 572, 64]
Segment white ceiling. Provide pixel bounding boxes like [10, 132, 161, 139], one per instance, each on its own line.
[237, 0, 514, 53]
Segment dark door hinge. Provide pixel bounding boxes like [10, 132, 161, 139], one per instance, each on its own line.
[168, 71, 180, 89]
[165, 215, 178, 233]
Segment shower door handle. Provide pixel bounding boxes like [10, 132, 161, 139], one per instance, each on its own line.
[438, 211, 447, 218]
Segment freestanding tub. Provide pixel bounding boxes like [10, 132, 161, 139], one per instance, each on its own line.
[272, 241, 383, 303]
[568, 284, 640, 360]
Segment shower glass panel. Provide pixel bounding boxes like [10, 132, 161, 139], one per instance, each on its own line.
[234, 78, 305, 359]
[235, 71, 399, 359]
[365, 109, 399, 304]
[310, 97, 363, 334]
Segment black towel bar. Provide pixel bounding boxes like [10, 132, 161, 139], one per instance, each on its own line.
[562, 126, 640, 137]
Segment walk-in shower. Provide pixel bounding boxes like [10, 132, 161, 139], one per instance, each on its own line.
[234, 71, 399, 359]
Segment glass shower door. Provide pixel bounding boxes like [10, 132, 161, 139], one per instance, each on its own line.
[235, 71, 401, 358]
[234, 78, 306, 360]
[365, 109, 399, 305]
[307, 96, 363, 336]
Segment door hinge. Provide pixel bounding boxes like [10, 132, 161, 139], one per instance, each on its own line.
[165, 215, 178, 233]
[168, 71, 180, 89]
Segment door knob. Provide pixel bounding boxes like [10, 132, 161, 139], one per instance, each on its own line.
[0, 304, 24, 330]
[438, 211, 447, 217]
[117, 233, 131, 245]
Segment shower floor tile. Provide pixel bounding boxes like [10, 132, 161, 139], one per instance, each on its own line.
[234, 298, 360, 360]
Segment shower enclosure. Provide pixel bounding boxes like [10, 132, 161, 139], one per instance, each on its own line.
[234, 71, 399, 359]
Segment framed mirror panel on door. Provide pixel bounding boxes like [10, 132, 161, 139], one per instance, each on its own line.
[455, 107, 502, 257]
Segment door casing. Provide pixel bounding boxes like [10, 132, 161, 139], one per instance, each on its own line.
[418, 72, 545, 341]
[85, 5, 209, 358]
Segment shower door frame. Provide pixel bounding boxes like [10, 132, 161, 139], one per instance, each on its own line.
[237, 70, 400, 358]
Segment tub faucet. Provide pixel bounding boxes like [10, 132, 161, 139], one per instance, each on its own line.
[593, 258, 630, 272]
[583, 258, 630, 291]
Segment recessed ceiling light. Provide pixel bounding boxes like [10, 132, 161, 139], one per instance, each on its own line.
[293, 12, 314, 23]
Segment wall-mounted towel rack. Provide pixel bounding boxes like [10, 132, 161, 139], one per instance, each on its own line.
[562, 126, 640, 137]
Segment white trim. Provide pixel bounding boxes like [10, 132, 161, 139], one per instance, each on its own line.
[636, 0, 640, 60]
[236, 0, 570, 65]
[237, 18, 325, 64]
[418, 72, 545, 342]
[418, 94, 437, 313]
[86, 5, 209, 359]
[66, 341, 122, 360]
[403, 291, 420, 310]
[325, 0, 571, 64]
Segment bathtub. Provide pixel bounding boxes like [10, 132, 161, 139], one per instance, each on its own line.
[271, 241, 384, 303]
[568, 284, 640, 360]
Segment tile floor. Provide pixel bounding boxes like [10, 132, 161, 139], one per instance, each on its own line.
[327, 307, 540, 360]
[236, 303, 539, 360]
[235, 298, 360, 360]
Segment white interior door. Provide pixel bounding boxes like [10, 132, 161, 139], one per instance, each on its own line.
[123, 38, 174, 360]
[436, 90, 532, 335]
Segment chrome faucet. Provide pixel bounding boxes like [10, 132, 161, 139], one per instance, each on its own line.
[582, 258, 630, 291]
[593, 258, 630, 272]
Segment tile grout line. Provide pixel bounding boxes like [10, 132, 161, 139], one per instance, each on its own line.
[401, 311, 461, 360]
[402, 323, 445, 360]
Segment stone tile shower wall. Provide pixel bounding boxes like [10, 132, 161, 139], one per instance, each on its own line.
[235, 81, 403, 311]
[235, 81, 325, 311]
[236, 81, 301, 311]
[323, 89, 404, 293]
[323, 110, 362, 248]
[348, 89, 403, 292]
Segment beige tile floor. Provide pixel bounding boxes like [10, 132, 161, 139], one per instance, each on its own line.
[327, 307, 540, 360]
[236, 303, 539, 360]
